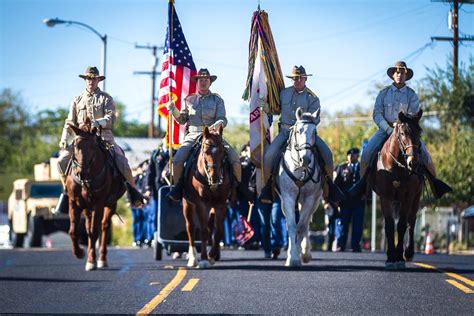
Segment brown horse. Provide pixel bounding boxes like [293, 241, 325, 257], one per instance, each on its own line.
[182, 126, 232, 268]
[369, 110, 424, 270]
[66, 120, 125, 271]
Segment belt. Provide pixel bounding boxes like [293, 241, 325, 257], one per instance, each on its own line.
[188, 126, 206, 133]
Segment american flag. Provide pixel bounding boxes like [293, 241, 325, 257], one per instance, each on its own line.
[157, 2, 197, 147]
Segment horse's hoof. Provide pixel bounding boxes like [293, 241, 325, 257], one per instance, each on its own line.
[73, 248, 85, 259]
[395, 261, 406, 270]
[285, 258, 302, 268]
[209, 258, 216, 266]
[85, 261, 97, 271]
[404, 252, 414, 262]
[187, 259, 197, 268]
[198, 260, 210, 269]
[385, 262, 396, 270]
[301, 253, 312, 263]
[97, 260, 108, 269]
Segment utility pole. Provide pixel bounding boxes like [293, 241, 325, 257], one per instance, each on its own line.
[431, 0, 474, 83]
[134, 44, 163, 138]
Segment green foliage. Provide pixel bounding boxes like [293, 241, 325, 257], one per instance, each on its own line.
[418, 60, 474, 207]
[113, 101, 148, 137]
[224, 120, 250, 153]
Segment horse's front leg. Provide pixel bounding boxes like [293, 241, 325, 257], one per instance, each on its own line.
[209, 206, 226, 264]
[98, 205, 113, 269]
[395, 202, 410, 269]
[282, 196, 300, 267]
[381, 198, 396, 270]
[183, 200, 198, 268]
[297, 196, 320, 264]
[404, 194, 421, 262]
[68, 203, 84, 259]
[85, 206, 103, 271]
[196, 203, 211, 269]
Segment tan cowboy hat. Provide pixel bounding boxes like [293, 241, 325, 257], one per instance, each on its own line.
[79, 66, 105, 81]
[191, 68, 217, 83]
[387, 61, 413, 81]
[286, 65, 312, 79]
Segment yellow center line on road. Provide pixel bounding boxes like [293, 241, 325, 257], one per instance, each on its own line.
[445, 272, 474, 287]
[414, 262, 474, 294]
[136, 267, 187, 315]
[181, 278, 200, 292]
[446, 280, 474, 294]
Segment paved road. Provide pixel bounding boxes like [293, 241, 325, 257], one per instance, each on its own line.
[0, 247, 472, 314]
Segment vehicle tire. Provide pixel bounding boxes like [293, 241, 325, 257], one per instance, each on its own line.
[9, 218, 25, 248]
[28, 215, 43, 247]
[154, 241, 163, 260]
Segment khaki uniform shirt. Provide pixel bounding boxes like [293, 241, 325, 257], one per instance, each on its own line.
[279, 86, 320, 128]
[172, 90, 227, 134]
[373, 84, 419, 135]
[62, 88, 115, 143]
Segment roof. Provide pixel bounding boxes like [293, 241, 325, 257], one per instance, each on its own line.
[115, 137, 162, 169]
[462, 205, 474, 218]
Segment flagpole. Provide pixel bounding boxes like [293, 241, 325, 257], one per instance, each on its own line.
[168, 0, 174, 185]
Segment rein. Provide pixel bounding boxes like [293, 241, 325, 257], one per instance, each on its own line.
[387, 124, 421, 174]
[71, 135, 108, 198]
[194, 139, 226, 188]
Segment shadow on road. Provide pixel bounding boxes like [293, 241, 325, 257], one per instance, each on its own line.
[0, 276, 108, 283]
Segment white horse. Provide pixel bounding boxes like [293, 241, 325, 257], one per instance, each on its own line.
[276, 107, 323, 267]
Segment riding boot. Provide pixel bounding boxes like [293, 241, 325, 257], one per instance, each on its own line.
[325, 175, 345, 203]
[53, 174, 69, 215]
[126, 183, 147, 208]
[168, 179, 184, 202]
[258, 178, 274, 204]
[348, 171, 369, 198]
[423, 166, 452, 199]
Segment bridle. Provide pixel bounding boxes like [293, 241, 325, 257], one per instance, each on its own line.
[198, 139, 225, 188]
[283, 119, 321, 187]
[389, 123, 420, 172]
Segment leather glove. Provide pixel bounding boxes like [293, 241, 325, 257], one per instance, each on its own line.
[259, 97, 270, 113]
[92, 118, 107, 128]
[59, 140, 67, 149]
[210, 120, 224, 130]
[166, 102, 175, 111]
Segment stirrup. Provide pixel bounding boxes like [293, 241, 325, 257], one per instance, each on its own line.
[258, 181, 273, 204]
[167, 182, 183, 202]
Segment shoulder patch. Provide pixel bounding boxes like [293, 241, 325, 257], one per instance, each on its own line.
[306, 88, 318, 98]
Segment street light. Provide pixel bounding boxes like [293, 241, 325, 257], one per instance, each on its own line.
[43, 18, 107, 91]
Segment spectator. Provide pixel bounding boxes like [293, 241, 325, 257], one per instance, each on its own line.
[334, 148, 365, 252]
[127, 161, 149, 247]
[323, 201, 339, 251]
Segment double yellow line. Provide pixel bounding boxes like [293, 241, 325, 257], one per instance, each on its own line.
[414, 262, 474, 294]
[137, 267, 200, 315]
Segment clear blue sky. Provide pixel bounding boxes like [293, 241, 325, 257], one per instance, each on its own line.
[1, 0, 472, 126]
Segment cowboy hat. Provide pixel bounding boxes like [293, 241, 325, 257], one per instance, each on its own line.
[191, 68, 217, 82]
[387, 61, 413, 81]
[286, 65, 312, 79]
[79, 66, 105, 81]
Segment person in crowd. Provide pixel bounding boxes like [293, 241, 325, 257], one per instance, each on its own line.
[334, 148, 365, 252]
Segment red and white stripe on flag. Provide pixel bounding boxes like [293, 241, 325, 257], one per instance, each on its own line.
[157, 2, 197, 148]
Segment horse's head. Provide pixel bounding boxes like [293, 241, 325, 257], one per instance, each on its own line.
[68, 117, 99, 172]
[201, 125, 225, 191]
[395, 109, 423, 172]
[291, 107, 320, 168]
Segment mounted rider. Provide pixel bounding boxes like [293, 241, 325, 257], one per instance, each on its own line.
[259, 65, 344, 204]
[57, 66, 147, 208]
[167, 68, 241, 201]
[349, 61, 452, 199]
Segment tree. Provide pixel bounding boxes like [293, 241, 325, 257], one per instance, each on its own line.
[113, 101, 148, 137]
[418, 60, 474, 207]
